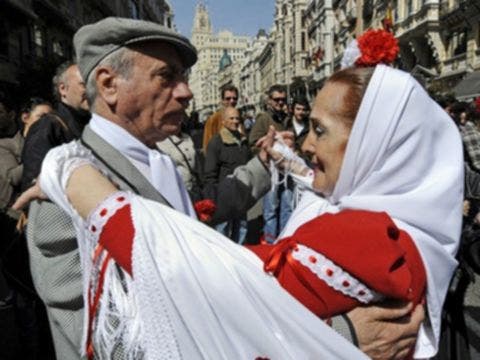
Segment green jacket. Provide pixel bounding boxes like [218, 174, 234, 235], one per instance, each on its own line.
[248, 110, 288, 153]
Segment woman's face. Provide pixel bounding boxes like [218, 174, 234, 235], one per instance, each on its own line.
[23, 104, 52, 126]
[301, 82, 352, 195]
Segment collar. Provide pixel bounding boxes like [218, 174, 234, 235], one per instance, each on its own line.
[89, 113, 151, 165]
[219, 127, 246, 145]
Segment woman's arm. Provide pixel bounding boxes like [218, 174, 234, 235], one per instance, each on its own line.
[13, 164, 117, 220]
[66, 165, 118, 219]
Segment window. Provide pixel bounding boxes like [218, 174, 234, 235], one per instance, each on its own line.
[129, 0, 139, 19]
[0, 23, 8, 58]
[406, 0, 413, 15]
[53, 39, 64, 57]
[453, 30, 467, 56]
[33, 24, 45, 58]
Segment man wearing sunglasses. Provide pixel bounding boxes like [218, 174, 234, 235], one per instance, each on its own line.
[202, 85, 239, 153]
[249, 84, 291, 243]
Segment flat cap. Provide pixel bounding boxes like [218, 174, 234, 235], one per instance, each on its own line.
[74, 17, 197, 81]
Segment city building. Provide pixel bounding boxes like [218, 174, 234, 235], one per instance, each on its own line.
[272, 0, 310, 99]
[189, 3, 250, 117]
[0, 0, 174, 106]
[238, 29, 270, 113]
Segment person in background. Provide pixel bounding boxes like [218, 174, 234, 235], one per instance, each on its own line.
[20, 62, 90, 191]
[243, 111, 255, 134]
[451, 101, 480, 172]
[1, 97, 53, 360]
[156, 114, 204, 202]
[202, 85, 238, 153]
[204, 107, 251, 243]
[249, 85, 292, 243]
[289, 97, 310, 154]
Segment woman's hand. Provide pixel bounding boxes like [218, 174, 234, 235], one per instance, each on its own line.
[12, 180, 48, 211]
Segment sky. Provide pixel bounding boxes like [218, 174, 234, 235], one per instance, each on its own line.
[171, 0, 276, 38]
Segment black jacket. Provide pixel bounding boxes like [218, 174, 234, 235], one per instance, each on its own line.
[21, 102, 90, 191]
[204, 128, 251, 200]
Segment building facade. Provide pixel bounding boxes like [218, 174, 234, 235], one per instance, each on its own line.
[189, 3, 250, 117]
[0, 0, 174, 107]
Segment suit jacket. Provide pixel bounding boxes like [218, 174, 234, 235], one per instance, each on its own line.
[27, 124, 270, 359]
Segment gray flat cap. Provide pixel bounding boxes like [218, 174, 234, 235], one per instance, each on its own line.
[74, 17, 197, 81]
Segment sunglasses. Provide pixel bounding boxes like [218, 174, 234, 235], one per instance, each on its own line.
[224, 97, 238, 101]
[272, 97, 287, 103]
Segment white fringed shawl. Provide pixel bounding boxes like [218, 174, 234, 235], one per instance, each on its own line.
[39, 141, 366, 359]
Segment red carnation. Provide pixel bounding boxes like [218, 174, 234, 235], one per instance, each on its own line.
[475, 97, 480, 113]
[355, 29, 399, 67]
[194, 199, 217, 223]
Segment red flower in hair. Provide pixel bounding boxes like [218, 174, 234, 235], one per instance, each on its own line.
[194, 199, 217, 223]
[355, 29, 399, 67]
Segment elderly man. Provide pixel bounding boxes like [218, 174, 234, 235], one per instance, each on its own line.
[25, 17, 423, 360]
[26, 17, 270, 359]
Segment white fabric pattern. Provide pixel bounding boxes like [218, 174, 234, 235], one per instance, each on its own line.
[39, 141, 367, 359]
[281, 65, 464, 358]
[291, 244, 384, 304]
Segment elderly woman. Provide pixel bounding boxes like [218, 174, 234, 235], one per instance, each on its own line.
[15, 64, 462, 359]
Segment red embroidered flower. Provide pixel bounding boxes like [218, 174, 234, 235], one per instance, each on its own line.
[194, 199, 217, 223]
[355, 29, 399, 67]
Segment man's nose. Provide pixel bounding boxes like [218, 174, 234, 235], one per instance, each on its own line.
[174, 81, 193, 102]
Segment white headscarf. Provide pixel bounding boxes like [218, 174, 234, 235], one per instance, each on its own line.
[282, 65, 464, 358]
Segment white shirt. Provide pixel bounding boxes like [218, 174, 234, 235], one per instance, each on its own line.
[89, 114, 196, 218]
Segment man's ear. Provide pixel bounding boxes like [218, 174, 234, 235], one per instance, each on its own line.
[95, 67, 119, 106]
[58, 82, 67, 100]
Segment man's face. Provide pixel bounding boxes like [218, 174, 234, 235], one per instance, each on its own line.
[269, 91, 287, 113]
[222, 107, 240, 131]
[115, 42, 193, 147]
[293, 103, 309, 123]
[60, 65, 89, 111]
[222, 90, 238, 108]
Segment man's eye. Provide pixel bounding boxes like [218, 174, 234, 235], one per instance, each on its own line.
[161, 71, 175, 82]
[314, 126, 325, 137]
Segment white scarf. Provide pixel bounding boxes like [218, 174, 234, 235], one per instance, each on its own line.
[282, 65, 464, 358]
[89, 114, 196, 218]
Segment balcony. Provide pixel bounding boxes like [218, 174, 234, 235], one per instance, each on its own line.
[442, 53, 467, 74]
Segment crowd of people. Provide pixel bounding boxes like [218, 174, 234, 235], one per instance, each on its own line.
[0, 16, 478, 360]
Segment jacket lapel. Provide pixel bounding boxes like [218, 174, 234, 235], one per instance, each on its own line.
[81, 125, 170, 205]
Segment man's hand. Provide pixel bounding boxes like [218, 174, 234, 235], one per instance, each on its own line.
[12, 181, 48, 211]
[347, 301, 425, 360]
